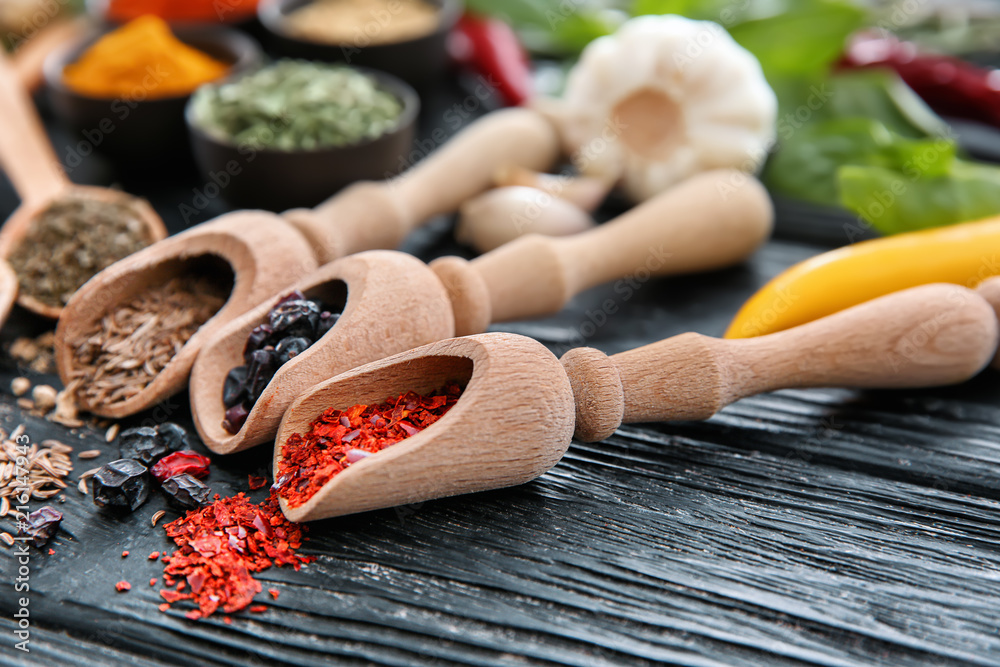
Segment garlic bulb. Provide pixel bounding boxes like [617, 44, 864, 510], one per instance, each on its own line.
[545, 15, 777, 203]
[456, 186, 596, 253]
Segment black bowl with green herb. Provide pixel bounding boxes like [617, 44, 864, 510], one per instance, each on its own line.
[185, 60, 419, 211]
[257, 0, 461, 89]
[43, 25, 262, 164]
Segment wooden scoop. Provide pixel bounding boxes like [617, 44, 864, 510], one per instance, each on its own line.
[274, 282, 997, 521]
[192, 169, 773, 454]
[0, 51, 167, 318]
[975, 275, 1000, 370]
[55, 107, 560, 418]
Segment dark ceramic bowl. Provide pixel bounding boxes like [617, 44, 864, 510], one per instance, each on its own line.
[44, 25, 262, 162]
[185, 67, 420, 211]
[86, 0, 260, 26]
[257, 0, 461, 89]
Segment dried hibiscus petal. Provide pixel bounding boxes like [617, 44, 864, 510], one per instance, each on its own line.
[151, 450, 211, 483]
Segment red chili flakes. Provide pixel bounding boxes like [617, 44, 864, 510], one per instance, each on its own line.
[276, 382, 462, 507]
[185, 610, 202, 621]
[249, 605, 267, 613]
[115, 580, 131, 592]
[151, 450, 212, 483]
[268, 588, 279, 600]
[223, 616, 232, 625]
[156, 490, 313, 619]
[149, 551, 160, 560]
[121, 550, 129, 558]
[248, 475, 267, 490]
[47, 548, 54, 555]
[158, 603, 170, 612]
[149, 578, 158, 587]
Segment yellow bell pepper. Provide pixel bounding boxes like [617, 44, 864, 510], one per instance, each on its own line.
[725, 215, 1000, 338]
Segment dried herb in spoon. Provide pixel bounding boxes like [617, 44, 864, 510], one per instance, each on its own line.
[9, 193, 155, 309]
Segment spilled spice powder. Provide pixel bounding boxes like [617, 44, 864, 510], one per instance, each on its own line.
[276, 382, 462, 508]
[157, 490, 312, 618]
[69, 275, 228, 408]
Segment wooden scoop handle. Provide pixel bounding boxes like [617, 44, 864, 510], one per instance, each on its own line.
[284, 107, 560, 263]
[975, 275, 1000, 370]
[431, 170, 774, 336]
[0, 50, 67, 204]
[562, 283, 998, 442]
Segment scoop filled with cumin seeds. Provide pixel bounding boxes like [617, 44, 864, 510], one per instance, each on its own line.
[62, 259, 232, 412]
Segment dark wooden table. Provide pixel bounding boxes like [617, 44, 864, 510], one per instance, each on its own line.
[1, 84, 999, 667]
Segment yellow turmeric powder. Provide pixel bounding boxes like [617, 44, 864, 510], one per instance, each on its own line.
[63, 16, 229, 99]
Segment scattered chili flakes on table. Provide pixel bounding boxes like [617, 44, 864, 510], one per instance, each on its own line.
[149, 578, 158, 587]
[157, 490, 313, 619]
[149, 551, 160, 560]
[248, 475, 267, 490]
[115, 580, 131, 592]
[268, 588, 279, 600]
[47, 548, 54, 555]
[122, 550, 129, 557]
[276, 382, 462, 507]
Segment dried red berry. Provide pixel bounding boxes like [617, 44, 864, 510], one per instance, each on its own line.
[151, 450, 212, 483]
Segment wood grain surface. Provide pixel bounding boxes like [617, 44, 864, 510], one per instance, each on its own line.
[0, 86, 998, 667]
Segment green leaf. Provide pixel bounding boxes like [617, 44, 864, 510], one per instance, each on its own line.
[728, 1, 867, 79]
[550, 11, 622, 54]
[838, 161, 1000, 235]
[823, 70, 949, 138]
[765, 117, 955, 206]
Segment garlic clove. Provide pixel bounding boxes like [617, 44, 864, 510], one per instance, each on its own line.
[455, 186, 596, 254]
[493, 165, 613, 212]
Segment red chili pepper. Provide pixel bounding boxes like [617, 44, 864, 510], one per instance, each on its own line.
[277, 382, 462, 508]
[450, 13, 533, 107]
[840, 33, 1000, 128]
[157, 491, 313, 619]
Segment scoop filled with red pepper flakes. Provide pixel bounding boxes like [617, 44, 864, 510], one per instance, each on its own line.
[276, 382, 462, 508]
[157, 490, 313, 619]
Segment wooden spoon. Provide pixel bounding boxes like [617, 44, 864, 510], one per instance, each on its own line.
[0, 260, 19, 329]
[192, 169, 773, 454]
[274, 282, 997, 521]
[55, 107, 561, 418]
[0, 51, 167, 318]
[974, 275, 1000, 370]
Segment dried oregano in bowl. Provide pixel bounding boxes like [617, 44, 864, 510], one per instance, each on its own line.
[187, 60, 405, 151]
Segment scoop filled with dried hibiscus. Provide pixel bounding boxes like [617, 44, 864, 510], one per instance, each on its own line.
[275, 381, 461, 509]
